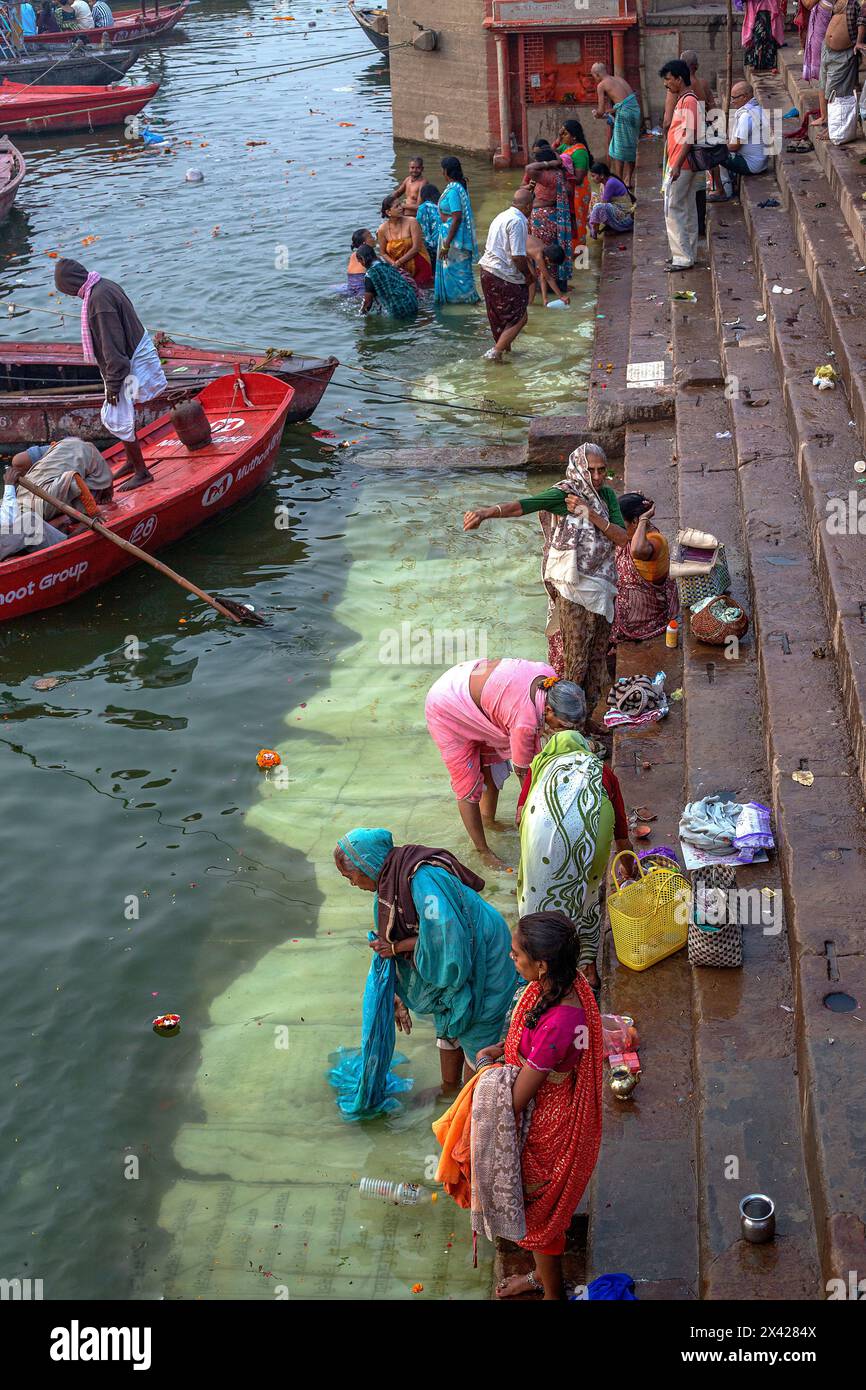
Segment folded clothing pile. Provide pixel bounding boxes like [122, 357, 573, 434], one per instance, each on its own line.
[679, 795, 774, 864]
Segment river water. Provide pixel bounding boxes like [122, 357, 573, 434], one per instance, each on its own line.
[0, 0, 598, 1300]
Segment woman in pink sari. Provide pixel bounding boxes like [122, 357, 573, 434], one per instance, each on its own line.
[425, 661, 586, 870]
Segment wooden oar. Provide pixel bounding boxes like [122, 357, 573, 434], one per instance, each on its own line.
[15, 475, 266, 626]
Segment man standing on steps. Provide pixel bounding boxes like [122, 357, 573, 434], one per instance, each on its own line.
[591, 63, 641, 191]
[818, 0, 866, 119]
[673, 50, 717, 228]
[660, 60, 703, 272]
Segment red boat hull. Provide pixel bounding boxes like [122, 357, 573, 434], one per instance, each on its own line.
[0, 338, 338, 450]
[0, 80, 158, 135]
[0, 138, 25, 222]
[24, 3, 189, 46]
[0, 372, 294, 622]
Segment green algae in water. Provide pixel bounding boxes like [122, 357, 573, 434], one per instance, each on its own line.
[156, 466, 557, 1300]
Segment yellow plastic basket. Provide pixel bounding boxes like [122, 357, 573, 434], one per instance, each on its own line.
[607, 850, 691, 972]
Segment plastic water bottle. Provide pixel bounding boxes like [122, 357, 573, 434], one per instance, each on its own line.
[358, 1177, 435, 1206]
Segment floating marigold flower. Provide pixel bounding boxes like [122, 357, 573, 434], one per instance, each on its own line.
[256, 749, 281, 770]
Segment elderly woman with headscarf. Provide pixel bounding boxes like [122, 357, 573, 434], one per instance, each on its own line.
[463, 443, 628, 734]
[425, 661, 587, 870]
[53, 259, 167, 492]
[515, 730, 634, 996]
[332, 828, 517, 1105]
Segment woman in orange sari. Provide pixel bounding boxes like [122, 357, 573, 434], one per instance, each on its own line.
[478, 911, 603, 1299]
[377, 193, 433, 288]
[557, 118, 593, 249]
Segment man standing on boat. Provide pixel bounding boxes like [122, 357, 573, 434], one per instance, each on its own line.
[54, 259, 168, 492]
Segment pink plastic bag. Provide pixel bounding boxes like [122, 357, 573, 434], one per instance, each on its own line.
[601, 1014, 640, 1059]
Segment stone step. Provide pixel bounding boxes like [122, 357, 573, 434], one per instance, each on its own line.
[705, 207, 866, 1288]
[586, 142, 700, 1300]
[768, 48, 866, 263]
[750, 68, 866, 445]
[587, 420, 700, 1302]
[724, 171, 866, 798]
[586, 140, 674, 435]
[669, 267, 821, 1298]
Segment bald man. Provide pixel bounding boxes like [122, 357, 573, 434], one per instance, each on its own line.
[592, 63, 641, 188]
[708, 81, 769, 201]
[478, 186, 535, 362]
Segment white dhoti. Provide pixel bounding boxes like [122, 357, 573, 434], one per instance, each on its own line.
[100, 331, 168, 443]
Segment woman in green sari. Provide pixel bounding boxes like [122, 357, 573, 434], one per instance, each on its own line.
[516, 731, 633, 993]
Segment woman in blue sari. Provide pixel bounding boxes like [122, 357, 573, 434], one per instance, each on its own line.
[333, 828, 516, 1104]
[434, 156, 480, 305]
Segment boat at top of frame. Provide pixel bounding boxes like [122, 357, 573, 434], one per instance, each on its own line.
[0, 336, 339, 452]
[0, 42, 140, 87]
[0, 77, 159, 134]
[23, 2, 189, 47]
[0, 136, 25, 222]
[347, 2, 388, 57]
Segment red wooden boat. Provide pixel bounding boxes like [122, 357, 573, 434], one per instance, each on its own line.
[0, 337, 338, 451]
[0, 137, 25, 222]
[0, 79, 158, 135]
[0, 372, 294, 622]
[24, 2, 189, 46]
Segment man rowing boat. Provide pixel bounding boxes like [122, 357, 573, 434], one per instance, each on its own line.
[53, 259, 168, 492]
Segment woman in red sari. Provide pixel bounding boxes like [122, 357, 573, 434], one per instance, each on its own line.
[478, 911, 603, 1299]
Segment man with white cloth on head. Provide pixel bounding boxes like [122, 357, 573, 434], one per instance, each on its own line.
[53, 259, 167, 492]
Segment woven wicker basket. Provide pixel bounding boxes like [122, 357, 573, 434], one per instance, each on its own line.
[690, 594, 749, 645]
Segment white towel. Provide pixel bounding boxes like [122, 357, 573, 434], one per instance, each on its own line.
[100, 331, 168, 443]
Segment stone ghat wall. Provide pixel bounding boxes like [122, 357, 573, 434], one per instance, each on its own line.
[390, 0, 499, 155]
[642, 6, 745, 123]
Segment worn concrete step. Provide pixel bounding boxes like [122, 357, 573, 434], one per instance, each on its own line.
[727, 174, 866, 798]
[586, 140, 674, 436]
[766, 50, 866, 264]
[750, 69, 866, 444]
[587, 419, 699, 1302]
[705, 216, 866, 1288]
[669, 277, 821, 1298]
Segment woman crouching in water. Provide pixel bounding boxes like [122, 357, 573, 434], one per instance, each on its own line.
[478, 911, 603, 1300]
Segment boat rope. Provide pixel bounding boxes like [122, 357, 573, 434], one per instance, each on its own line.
[0, 315, 536, 420]
[0, 41, 412, 128]
[169, 41, 414, 98]
[1, 48, 135, 93]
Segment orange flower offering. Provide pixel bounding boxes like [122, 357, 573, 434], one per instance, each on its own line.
[256, 749, 281, 770]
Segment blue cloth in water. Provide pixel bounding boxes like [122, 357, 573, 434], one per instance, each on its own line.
[328, 931, 413, 1120]
[585, 1273, 637, 1300]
